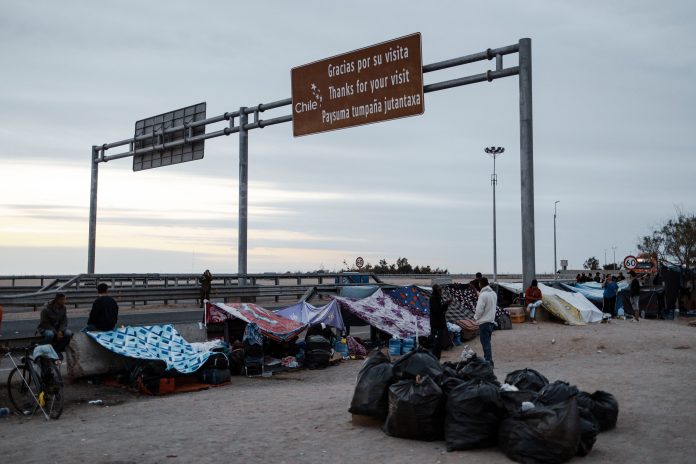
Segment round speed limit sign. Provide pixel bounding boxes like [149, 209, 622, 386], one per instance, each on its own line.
[355, 257, 364, 268]
[623, 255, 638, 270]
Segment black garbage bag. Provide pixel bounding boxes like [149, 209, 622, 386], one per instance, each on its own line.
[536, 380, 579, 406]
[500, 390, 537, 417]
[445, 380, 503, 451]
[577, 405, 600, 456]
[584, 390, 619, 432]
[383, 375, 444, 441]
[392, 346, 444, 383]
[440, 376, 466, 395]
[457, 355, 499, 386]
[349, 350, 394, 419]
[498, 397, 581, 464]
[504, 368, 549, 392]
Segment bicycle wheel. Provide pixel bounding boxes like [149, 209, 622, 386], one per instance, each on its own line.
[7, 365, 41, 416]
[42, 362, 64, 419]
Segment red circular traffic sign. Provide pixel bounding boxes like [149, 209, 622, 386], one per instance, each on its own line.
[623, 255, 638, 270]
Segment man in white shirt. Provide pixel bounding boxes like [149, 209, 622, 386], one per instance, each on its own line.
[474, 277, 498, 367]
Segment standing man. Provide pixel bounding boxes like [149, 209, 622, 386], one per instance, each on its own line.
[602, 274, 619, 318]
[629, 271, 641, 322]
[594, 272, 601, 283]
[87, 283, 119, 331]
[428, 285, 449, 359]
[524, 279, 543, 324]
[199, 269, 213, 308]
[37, 293, 73, 355]
[474, 277, 497, 367]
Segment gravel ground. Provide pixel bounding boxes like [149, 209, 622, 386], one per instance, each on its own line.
[1, 318, 694, 464]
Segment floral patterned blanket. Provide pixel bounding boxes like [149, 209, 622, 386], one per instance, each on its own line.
[334, 289, 431, 338]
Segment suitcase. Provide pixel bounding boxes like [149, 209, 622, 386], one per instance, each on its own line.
[203, 352, 229, 370]
[197, 368, 231, 385]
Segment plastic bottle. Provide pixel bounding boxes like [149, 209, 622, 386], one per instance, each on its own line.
[388, 338, 402, 357]
[0, 407, 10, 418]
[336, 337, 349, 359]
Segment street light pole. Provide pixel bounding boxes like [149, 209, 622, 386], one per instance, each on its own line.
[612, 246, 617, 270]
[554, 201, 559, 279]
[485, 146, 505, 283]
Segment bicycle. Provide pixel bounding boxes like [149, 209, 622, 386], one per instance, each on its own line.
[5, 344, 64, 420]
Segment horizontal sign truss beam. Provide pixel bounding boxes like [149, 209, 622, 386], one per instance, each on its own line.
[95, 43, 521, 162]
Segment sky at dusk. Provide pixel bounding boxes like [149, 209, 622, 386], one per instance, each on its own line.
[1, 1, 695, 275]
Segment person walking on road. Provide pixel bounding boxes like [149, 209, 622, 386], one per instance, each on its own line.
[428, 285, 449, 360]
[37, 293, 73, 355]
[86, 283, 119, 331]
[199, 269, 213, 308]
[474, 277, 497, 367]
[602, 274, 619, 318]
[524, 279, 543, 324]
[629, 271, 641, 321]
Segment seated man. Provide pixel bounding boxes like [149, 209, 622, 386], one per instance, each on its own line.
[86, 283, 119, 331]
[524, 279, 543, 324]
[37, 293, 73, 354]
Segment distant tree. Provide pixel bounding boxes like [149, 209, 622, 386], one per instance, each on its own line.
[638, 211, 696, 267]
[584, 256, 600, 270]
[396, 257, 412, 273]
[603, 263, 619, 270]
[340, 257, 447, 274]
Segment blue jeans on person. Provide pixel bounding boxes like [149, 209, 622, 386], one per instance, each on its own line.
[527, 300, 543, 320]
[479, 322, 496, 367]
[41, 329, 73, 354]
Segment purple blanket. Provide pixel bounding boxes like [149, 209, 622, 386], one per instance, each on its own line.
[334, 289, 430, 338]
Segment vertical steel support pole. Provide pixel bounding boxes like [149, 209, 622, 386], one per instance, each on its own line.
[87, 145, 99, 274]
[554, 202, 558, 279]
[238, 108, 249, 286]
[492, 157, 498, 283]
[519, 38, 535, 287]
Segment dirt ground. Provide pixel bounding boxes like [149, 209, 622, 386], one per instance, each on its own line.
[1, 318, 694, 464]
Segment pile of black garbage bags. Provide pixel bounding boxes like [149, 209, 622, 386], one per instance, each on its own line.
[349, 347, 619, 464]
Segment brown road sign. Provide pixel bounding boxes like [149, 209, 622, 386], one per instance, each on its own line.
[291, 33, 424, 137]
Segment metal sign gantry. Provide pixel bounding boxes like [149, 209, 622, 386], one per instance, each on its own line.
[88, 37, 536, 287]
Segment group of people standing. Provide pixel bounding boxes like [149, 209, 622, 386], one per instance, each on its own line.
[602, 270, 642, 321]
[429, 273, 498, 367]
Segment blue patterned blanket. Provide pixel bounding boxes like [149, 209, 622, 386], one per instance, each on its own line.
[86, 325, 213, 374]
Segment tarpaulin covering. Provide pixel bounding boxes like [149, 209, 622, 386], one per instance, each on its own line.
[559, 281, 628, 314]
[206, 302, 307, 342]
[334, 289, 430, 338]
[86, 325, 213, 374]
[276, 300, 345, 331]
[499, 283, 603, 324]
[387, 285, 431, 315]
[339, 285, 380, 299]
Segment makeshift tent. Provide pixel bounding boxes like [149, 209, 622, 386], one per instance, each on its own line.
[499, 283, 603, 325]
[86, 325, 214, 374]
[276, 300, 345, 331]
[206, 301, 307, 342]
[559, 281, 628, 314]
[334, 289, 431, 338]
[387, 285, 431, 316]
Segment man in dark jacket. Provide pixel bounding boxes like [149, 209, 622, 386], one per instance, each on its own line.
[199, 269, 213, 308]
[429, 285, 449, 359]
[37, 293, 73, 354]
[469, 272, 483, 292]
[87, 283, 119, 331]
